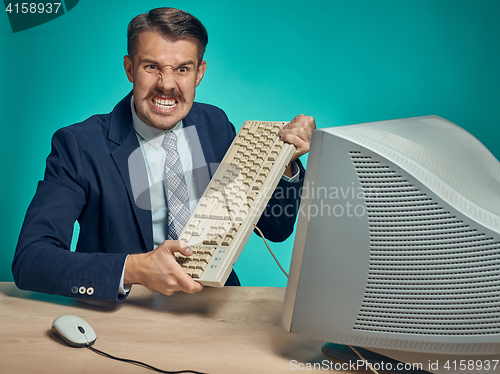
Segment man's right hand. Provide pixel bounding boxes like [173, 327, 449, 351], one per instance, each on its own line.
[124, 240, 204, 296]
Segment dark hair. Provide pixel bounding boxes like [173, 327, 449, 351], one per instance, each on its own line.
[127, 8, 208, 64]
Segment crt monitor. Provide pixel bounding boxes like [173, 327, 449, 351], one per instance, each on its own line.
[282, 116, 500, 372]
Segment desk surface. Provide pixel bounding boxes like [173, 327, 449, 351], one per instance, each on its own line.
[0, 283, 353, 374]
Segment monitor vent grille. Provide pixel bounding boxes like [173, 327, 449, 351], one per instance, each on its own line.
[350, 151, 500, 336]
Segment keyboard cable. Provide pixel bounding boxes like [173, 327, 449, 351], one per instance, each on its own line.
[254, 225, 289, 278]
[254, 225, 379, 374]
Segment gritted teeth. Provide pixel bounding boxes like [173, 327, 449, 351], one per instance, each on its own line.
[153, 97, 177, 108]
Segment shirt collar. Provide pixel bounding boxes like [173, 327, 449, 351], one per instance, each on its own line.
[130, 95, 184, 150]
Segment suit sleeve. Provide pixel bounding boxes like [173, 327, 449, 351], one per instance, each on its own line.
[12, 127, 128, 301]
[256, 160, 305, 242]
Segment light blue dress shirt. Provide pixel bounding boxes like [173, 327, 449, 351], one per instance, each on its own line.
[130, 97, 199, 247]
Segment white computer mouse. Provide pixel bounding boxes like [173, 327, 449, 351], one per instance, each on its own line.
[51, 315, 97, 348]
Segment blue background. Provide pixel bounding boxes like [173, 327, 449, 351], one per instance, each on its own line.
[1, 0, 499, 287]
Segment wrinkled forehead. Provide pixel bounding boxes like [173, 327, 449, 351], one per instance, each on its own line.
[133, 31, 203, 66]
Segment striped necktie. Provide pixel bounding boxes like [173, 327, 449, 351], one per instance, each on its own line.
[161, 131, 190, 240]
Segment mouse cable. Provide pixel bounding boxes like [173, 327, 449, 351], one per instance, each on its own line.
[254, 225, 289, 278]
[86, 345, 207, 374]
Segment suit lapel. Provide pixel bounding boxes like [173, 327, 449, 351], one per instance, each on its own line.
[107, 93, 154, 252]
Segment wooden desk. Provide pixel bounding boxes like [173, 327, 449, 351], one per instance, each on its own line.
[0, 283, 339, 374]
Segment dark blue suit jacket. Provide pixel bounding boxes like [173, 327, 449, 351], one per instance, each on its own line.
[13, 92, 304, 301]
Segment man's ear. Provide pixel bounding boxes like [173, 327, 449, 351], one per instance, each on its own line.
[195, 60, 207, 87]
[124, 55, 134, 83]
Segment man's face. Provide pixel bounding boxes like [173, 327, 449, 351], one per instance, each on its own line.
[124, 31, 207, 130]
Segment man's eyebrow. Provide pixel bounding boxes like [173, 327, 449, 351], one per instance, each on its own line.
[138, 58, 160, 65]
[177, 60, 196, 67]
[138, 58, 196, 67]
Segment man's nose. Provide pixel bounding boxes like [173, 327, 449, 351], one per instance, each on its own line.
[157, 70, 177, 91]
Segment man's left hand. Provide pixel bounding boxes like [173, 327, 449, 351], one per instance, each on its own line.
[279, 114, 316, 177]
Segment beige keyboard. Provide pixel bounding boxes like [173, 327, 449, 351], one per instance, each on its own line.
[176, 121, 296, 287]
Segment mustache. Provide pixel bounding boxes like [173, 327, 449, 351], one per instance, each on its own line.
[148, 88, 185, 102]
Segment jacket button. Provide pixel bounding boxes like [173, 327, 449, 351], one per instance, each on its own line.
[86, 287, 94, 296]
[78, 286, 87, 294]
[71, 286, 78, 294]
